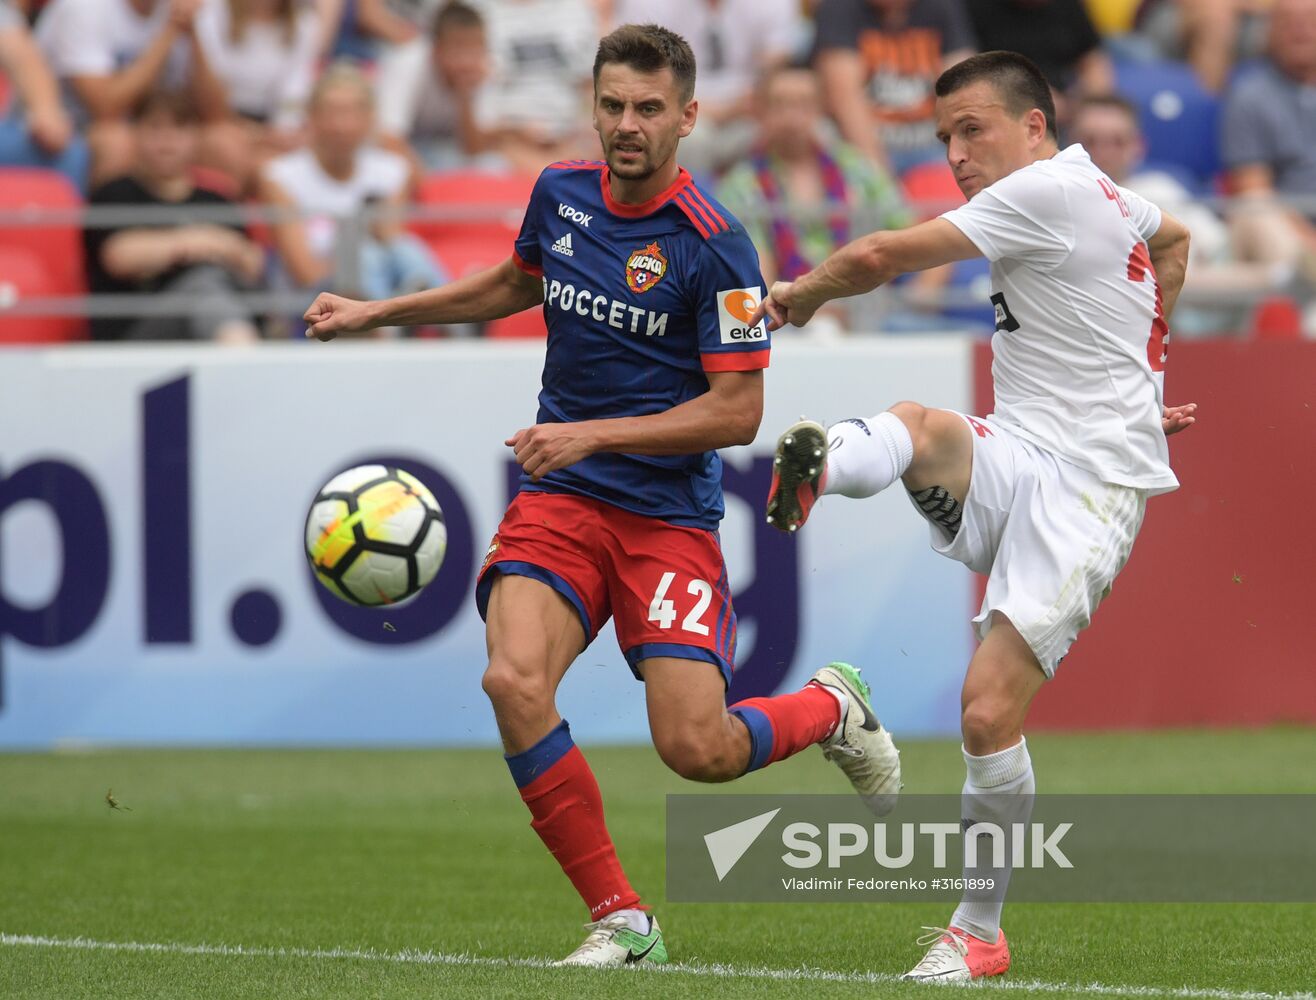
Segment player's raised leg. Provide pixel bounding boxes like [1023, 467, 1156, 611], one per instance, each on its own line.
[903, 612, 1044, 983]
[642, 656, 901, 813]
[766, 403, 973, 532]
[480, 573, 656, 966]
[612, 508, 901, 809]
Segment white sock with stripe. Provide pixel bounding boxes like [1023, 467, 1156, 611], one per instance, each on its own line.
[821, 412, 914, 499]
[950, 737, 1035, 942]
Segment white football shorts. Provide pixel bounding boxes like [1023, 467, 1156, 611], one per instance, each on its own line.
[910, 413, 1148, 677]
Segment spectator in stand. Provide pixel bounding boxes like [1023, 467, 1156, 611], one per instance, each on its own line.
[371, 0, 452, 152]
[35, 0, 228, 186]
[1074, 93, 1290, 333]
[471, 0, 600, 175]
[813, 0, 977, 174]
[716, 65, 911, 292]
[609, 0, 800, 175]
[1221, 0, 1316, 299]
[194, 0, 321, 188]
[326, 0, 422, 62]
[0, 0, 87, 187]
[376, 1, 493, 170]
[718, 66, 926, 334]
[312, 0, 347, 56]
[259, 63, 447, 316]
[84, 89, 263, 343]
[1132, 0, 1270, 94]
[963, 0, 1114, 124]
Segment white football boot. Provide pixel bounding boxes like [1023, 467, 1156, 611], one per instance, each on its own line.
[554, 912, 667, 967]
[812, 661, 902, 816]
[902, 925, 1011, 982]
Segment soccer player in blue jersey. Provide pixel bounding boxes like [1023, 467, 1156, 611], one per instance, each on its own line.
[303, 24, 901, 967]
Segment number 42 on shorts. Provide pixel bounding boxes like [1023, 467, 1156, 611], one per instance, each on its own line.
[648, 571, 713, 635]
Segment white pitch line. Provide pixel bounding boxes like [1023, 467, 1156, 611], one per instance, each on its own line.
[1, 932, 1311, 1000]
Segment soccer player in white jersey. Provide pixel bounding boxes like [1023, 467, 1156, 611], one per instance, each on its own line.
[755, 51, 1196, 983]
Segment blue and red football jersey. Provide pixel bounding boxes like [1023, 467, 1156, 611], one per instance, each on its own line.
[511, 161, 770, 530]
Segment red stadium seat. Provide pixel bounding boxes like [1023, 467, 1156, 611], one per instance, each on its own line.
[486, 308, 547, 339]
[412, 172, 543, 335]
[424, 231, 517, 282]
[1250, 295, 1303, 341]
[412, 170, 535, 243]
[900, 161, 964, 220]
[0, 167, 86, 298]
[412, 171, 535, 280]
[0, 245, 85, 342]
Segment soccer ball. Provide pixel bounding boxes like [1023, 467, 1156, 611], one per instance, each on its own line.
[304, 465, 447, 606]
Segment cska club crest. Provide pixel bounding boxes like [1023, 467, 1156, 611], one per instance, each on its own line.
[625, 241, 668, 294]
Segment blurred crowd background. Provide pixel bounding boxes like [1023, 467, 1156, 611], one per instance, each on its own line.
[0, 0, 1314, 342]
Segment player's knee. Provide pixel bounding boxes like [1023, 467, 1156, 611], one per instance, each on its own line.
[481, 657, 551, 716]
[889, 402, 942, 457]
[888, 400, 926, 429]
[654, 730, 739, 783]
[960, 697, 1022, 755]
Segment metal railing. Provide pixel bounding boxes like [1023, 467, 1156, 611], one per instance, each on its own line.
[0, 194, 1311, 330]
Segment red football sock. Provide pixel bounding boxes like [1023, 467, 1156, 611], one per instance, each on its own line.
[728, 682, 841, 772]
[508, 721, 642, 919]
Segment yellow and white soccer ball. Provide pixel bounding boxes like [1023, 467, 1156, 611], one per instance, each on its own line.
[304, 465, 447, 606]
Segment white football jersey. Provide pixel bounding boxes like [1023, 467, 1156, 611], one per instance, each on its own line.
[941, 144, 1179, 494]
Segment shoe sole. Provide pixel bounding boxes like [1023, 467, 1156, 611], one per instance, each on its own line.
[767, 420, 827, 533]
[901, 970, 972, 982]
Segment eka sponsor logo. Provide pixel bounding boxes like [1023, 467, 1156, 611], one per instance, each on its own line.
[717, 288, 767, 345]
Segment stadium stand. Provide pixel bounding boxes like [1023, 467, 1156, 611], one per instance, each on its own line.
[1113, 57, 1222, 184]
[0, 0, 1313, 339]
[0, 165, 85, 341]
[411, 169, 531, 275]
[900, 160, 966, 219]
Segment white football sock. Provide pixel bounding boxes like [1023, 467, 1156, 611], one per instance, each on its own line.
[822, 412, 914, 499]
[611, 908, 651, 934]
[950, 737, 1035, 943]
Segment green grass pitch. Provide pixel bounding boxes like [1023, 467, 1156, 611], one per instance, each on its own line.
[1, 729, 1313, 999]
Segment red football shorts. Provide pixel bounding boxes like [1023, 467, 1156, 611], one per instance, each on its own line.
[475, 491, 737, 684]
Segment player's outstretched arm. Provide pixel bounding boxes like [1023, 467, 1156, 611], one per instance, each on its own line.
[303, 256, 544, 340]
[1147, 210, 1191, 321]
[506, 370, 763, 482]
[753, 219, 981, 330]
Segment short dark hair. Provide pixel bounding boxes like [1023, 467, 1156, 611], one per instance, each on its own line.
[593, 23, 697, 103]
[433, 0, 482, 41]
[935, 51, 1058, 141]
[131, 89, 199, 126]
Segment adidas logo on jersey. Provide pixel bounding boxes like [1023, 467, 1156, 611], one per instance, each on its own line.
[551, 233, 575, 257]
